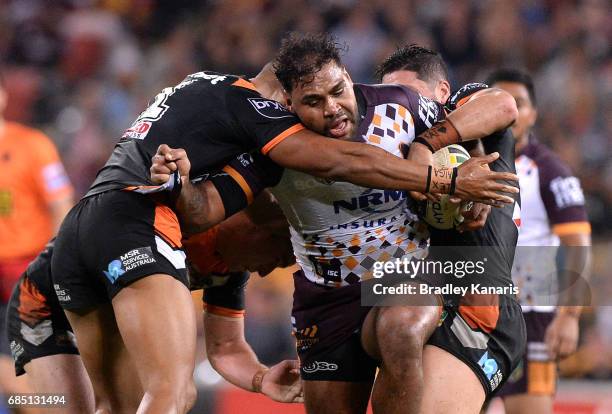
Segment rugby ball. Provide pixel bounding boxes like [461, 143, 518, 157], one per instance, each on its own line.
[421, 144, 472, 230]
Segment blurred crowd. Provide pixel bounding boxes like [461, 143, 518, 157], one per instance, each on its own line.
[0, 0, 610, 230]
[0, 0, 611, 390]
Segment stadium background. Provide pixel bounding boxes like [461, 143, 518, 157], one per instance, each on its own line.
[0, 0, 610, 412]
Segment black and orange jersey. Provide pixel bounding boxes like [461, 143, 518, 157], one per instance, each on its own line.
[85, 71, 304, 198]
[427, 83, 520, 296]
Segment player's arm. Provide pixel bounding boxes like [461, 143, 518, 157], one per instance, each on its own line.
[33, 135, 75, 233]
[203, 275, 303, 403]
[227, 85, 518, 205]
[267, 130, 517, 205]
[49, 195, 73, 233]
[545, 231, 592, 360]
[538, 160, 592, 358]
[151, 146, 279, 235]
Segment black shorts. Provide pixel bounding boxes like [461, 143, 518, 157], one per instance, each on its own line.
[292, 271, 377, 382]
[7, 275, 78, 376]
[497, 311, 556, 397]
[427, 294, 526, 397]
[51, 190, 188, 310]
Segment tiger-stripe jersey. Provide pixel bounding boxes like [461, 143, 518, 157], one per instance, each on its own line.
[85, 71, 303, 198]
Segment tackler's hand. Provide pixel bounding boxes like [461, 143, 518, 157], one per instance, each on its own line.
[457, 203, 491, 232]
[151, 144, 191, 184]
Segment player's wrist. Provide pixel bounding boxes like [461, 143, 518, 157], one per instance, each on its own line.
[427, 166, 455, 194]
[413, 118, 462, 153]
[558, 306, 582, 319]
[251, 367, 270, 393]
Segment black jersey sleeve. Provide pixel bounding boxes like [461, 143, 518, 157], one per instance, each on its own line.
[225, 82, 305, 155]
[446, 83, 490, 111]
[208, 152, 284, 217]
[203, 272, 250, 317]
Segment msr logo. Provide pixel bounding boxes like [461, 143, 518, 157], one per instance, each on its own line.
[248, 98, 293, 119]
[103, 247, 156, 284]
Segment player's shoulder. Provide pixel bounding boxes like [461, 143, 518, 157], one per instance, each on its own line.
[447, 83, 489, 110]
[5, 121, 51, 142]
[5, 122, 56, 152]
[521, 139, 572, 178]
[171, 71, 249, 100]
[355, 83, 421, 107]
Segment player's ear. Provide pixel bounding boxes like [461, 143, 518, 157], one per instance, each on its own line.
[437, 80, 451, 104]
[284, 92, 293, 111]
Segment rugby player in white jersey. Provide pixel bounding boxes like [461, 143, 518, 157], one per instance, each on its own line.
[151, 33, 520, 414]
[487, 69, 592, 414]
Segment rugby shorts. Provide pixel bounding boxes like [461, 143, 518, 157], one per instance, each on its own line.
[292, 270, 377, 382]
[7, 274, 78, 375]
[51, 190, 187, 310]
[427, 293, 527, 397]
[496, 311, 556, 397]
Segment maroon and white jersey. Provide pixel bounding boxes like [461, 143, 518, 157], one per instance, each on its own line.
[513, 138, 590, 310]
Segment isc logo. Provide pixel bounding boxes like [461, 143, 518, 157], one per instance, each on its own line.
[248, 98, 293, 119]
[332, 189, 407, 214]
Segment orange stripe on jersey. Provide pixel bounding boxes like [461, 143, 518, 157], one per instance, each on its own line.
[18, 276, 51, 326]
[527, 361, 556, 395]
[458, 294, 500, 334]
[154, 204, 182, 248]
[204, 303, 245, 318]
[261, 124, 306, 155]
[222, 165, 254, 204]
[552, 222, 591, 236]
[455, 95, 474, 108]
[232, 78, 258, 92]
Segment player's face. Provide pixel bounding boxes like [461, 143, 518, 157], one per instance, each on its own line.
[491, 81, 537, 144]
[287, 62, 358, 140]
[382, 70, 450, 104]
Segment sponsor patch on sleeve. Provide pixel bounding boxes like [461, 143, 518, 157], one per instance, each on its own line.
[247, 98, 293, 119]
[42, 162, 71, 192]
[121, 121, 152, 140]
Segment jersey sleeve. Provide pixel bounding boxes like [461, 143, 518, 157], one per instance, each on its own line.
[226, 81, 305, 154]
[446, 83, 490, 111]
[208, 152, 284, 217]
[30, 132, 74, 203]
[203, 272, 250, 317]
[537, 154, 590, 236]
[398, 85, 446, 135]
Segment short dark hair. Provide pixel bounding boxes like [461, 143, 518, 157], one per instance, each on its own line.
[274, 32, 346, 93]
[486, 68, 536, 106]
[375, 44, 449, 83]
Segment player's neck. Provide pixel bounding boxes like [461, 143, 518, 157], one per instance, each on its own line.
[251, 62, 287, 105]
[0, 118, 5, 138]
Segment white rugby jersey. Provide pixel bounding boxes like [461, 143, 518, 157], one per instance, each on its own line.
[269, 84, 443, 286]
[512, 138, 590, 310]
